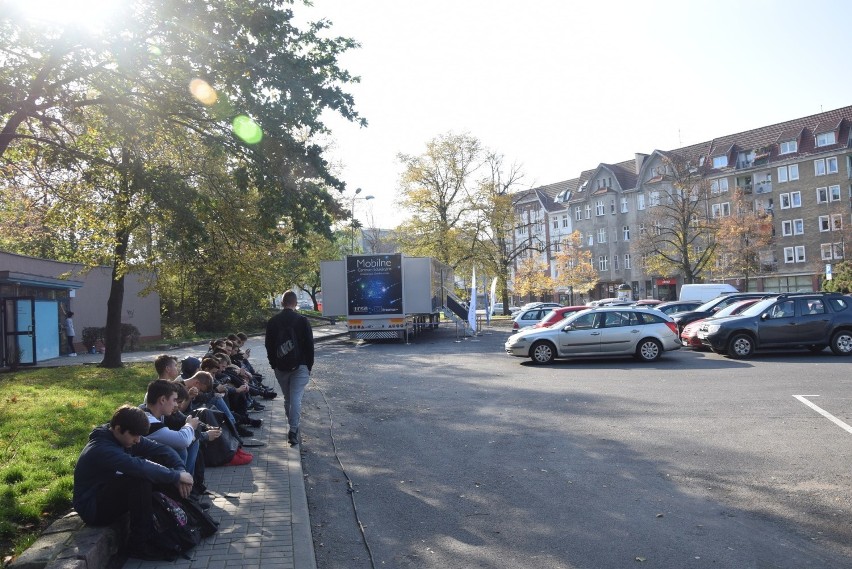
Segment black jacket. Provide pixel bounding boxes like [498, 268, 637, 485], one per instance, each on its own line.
[265, 308, 314, 371]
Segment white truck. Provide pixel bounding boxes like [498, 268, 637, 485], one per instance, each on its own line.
[320, 254, 454, 341]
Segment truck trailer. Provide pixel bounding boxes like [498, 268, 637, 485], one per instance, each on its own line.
[320, 254, 454, 341]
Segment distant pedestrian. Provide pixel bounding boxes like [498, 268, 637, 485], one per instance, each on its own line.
[65, 311, 77, 356]
[265, 290, 314, 445]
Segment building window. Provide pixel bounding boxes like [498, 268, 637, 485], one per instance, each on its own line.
[780, 192, 801, 209]
[834, 242, 845, 259]
[779, 140, 797, 154]
[562, 214, 569, 228]
[784, 246, 806, 263]
[639, 223, 646, 235]
[575, 206, 582, 221]
[796, 246, 806, 262]
[821, 243, 833, 260]
[815, 159, 827, 176]
[830, 185, 841, 201]
[637, 194, 645, 210]
[782, 220, 793, 236]
[624, 254, 631, 269]
[817, 187, 828, 203]
[828, 157, 838, 174]
[623, 226, 630, 241]
[711, 178, 729, 193]
[597, 228, 607, 243]
[598, 255, 608, 271]
[585, 204, 591, 219]
[614, 255, 620, 271]
[587, 233, 594, 246]
[832, 214, 843, 231]
[711, 202, 731, 218]
[777, 164, 799, 183]
[649, 191, 660, 206]
[816, 132, 836, 147]
[794, 219, 804, 235]
[595, 200, 605, 216]
[712, 155, 727, 169]
[784, 247, 795, 263]
[620, 197, 628, 213]
[553, 219, 559, 230]
[610, 199, 616, 214]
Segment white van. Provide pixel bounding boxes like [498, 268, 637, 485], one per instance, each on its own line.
[678, 283, 738, 302]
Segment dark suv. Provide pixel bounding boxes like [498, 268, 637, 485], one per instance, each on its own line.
[697, 292, 852, 358]
[670, 292, 773, 332]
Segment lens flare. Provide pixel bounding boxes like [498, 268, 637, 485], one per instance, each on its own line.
[189, 79, 217, 106]
[232, 115, 263, 144]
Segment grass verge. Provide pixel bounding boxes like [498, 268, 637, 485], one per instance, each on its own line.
[0, 364, 153, 565]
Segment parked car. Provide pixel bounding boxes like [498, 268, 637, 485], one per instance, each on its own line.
[504, 306, 681, 364]
[631, 299, 662, 307]
[512, 307, 555, 330]
[511, 301, 560, 315]
[653, 300, 703, 315]
[678, 283, 738, 302]
[679, 299, 759, 348]
[670, 292, 772, 332]
[530, 306, 588, 329]
[697, 292, 852, 358]
[586, 297, 621, 307]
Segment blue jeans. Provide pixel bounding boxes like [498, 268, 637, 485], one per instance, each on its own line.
[274, 365, 310, 431]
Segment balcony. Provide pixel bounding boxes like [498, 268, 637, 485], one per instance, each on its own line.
[754, 181, 773, 195]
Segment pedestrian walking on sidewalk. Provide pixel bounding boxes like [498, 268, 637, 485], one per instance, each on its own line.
[265, 290, 314, 445]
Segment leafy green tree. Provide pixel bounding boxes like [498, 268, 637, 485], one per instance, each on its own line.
[821, 261, 852, 293]
[1, 1, 362, 365]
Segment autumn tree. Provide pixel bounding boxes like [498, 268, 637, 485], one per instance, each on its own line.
[1, 1, 362, 365]
[714, 189, 774, 288]
[513, 256, 555, 302]
[632, 155, 717, 283]
[553, 231, 598, 304]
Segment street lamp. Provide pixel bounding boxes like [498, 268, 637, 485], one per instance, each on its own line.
[350, 188, 374, 253]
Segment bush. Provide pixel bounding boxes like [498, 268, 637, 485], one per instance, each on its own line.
[79, 324, 141, 352]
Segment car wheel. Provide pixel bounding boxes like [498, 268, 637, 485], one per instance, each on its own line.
[807, 344, 826, 353]
[727, 334, 754, 358]
[635, 338, 662, 362]
[530, 341, 556, 364]
[829, 330, 852, 356]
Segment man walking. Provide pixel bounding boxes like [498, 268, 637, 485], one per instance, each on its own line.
[265, 290, 314, 445]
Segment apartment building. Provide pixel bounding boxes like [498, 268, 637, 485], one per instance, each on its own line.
[511, 105, 852, 301]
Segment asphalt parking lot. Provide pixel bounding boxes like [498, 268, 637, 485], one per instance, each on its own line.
[301, 326, 852, 568]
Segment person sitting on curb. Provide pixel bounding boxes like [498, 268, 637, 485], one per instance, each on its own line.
[73, 405, 193, 560]
[140, 380, 201, 476]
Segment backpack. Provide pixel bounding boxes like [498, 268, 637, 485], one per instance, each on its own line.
[148, 491, 203, 560]
[192, 407, 240, 467]
[275, 320, 301, 372]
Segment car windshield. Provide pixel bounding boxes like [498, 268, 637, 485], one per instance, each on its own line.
[712, 300, 754, 318]
[695, 298, 724, 312]
[737, 297, 777, 316]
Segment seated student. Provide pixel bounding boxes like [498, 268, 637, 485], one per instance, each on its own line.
[141, 380, 200, 475]
[155, 354, 180, 381]
[73, 405, 193, 559]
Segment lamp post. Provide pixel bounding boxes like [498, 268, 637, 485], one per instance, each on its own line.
[350, 188, 374, 253]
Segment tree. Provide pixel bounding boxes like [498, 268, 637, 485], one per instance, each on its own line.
[1, 1, 362, 366]
[513, 256, 554, 301]
[632, 156, 717, 283]
[714, 189, 774, 288]
[395, 132, 484, 268]
[553, 231, 598, 304]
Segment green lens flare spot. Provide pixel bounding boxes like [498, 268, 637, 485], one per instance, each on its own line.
[232, 115, 263, 144]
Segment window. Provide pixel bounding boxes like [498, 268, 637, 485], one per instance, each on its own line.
[820, 215, 831, 232]
[784, 247, 795, 263]
[712, 155, 727, 169]
[782, 220, 793, 236]
[637, 194, 645, 210]
[610, 199, 616, 214]
[832, 214, 843, 231]
[777, 164, 799, 183]
[815, 159, 826, 176]
[587, 233, 594, 246]
[585, 204, 591, 219]
[597, 228, 607, 243]
[649, 191, 660, 206]
[784, 246, 806, 263]
[598, 255, 609, 271]
[575, 206, 582, 221]
[833, 242, 845, 259]
[624, 254, 631, 269]
[553, 219, 558, 230]
[653, 221, 662, 235]
[639, 223, 646, 235]
[828, 157, 838, 173]
[816, 132, 836, 147]
[623, 226, 630, 241]
[830, 185, 841, 201]
[781, 192, 801, 209]
[620, 197, 628, 213]
[562, 214, 569, 228]
[817, 187, 828, 203]
[614, 255, 619, 271]
[794, 219, 804, 235]
[711, 202, 731, 218]
[796, 246, 805, 262]
[595, 200, 605, 216]
[779, 140, 797, 154]
[769, 300, 796, 319]
[821, 243, 834, 260]
[711, 178, 729, 193]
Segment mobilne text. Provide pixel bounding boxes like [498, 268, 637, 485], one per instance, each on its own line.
[356, 258, 393, 269]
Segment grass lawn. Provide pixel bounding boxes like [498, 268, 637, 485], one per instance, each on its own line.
[0, 363, 154, 563]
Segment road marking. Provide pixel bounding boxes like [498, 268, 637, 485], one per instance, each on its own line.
[793, 395, 852, 435]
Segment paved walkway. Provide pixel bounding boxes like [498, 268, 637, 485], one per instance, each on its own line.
[39, 323, 347, 569]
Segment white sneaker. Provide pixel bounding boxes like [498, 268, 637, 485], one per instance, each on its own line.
[69, 353, 77, 356]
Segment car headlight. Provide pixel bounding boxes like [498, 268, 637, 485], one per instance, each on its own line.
[705, 324, 721, 334]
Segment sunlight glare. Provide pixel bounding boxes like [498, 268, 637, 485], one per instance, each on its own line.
[12, 0, 118, 31]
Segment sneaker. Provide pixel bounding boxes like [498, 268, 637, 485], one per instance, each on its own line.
[236, 426, 254, 437]
[69, 353, 77, 357]
[226, 449, 252, 466]
[241, 439, 266, 448]
[249, 401, 265, 411]
[247, 418, 263, 428]
[261, 391, 277, 400]
[288, 429, 299, 446]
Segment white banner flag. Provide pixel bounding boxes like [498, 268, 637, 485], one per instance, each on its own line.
[489, 277, 498, 317]
[467, 267, 477, 333]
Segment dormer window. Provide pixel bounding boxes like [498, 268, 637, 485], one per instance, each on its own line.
[712, 155, 727, 169]
[816, 132, 836, 147]
[779, 140, 797, 154]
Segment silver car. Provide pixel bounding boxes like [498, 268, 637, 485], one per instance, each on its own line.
[504, 307, 681, 364]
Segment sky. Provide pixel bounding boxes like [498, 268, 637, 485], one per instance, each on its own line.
[298, 0, 852, 228]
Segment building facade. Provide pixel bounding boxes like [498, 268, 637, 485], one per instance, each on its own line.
[511, 106, 852, 301]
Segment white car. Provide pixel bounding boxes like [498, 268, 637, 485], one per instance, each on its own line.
[504, 307, 681, 364]
[512, 307, 556, 331]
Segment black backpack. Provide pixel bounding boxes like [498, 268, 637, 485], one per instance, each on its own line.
[192, 407, 240, 467]
[275, 321, 301, 371]
[147, 491, 203, 560]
